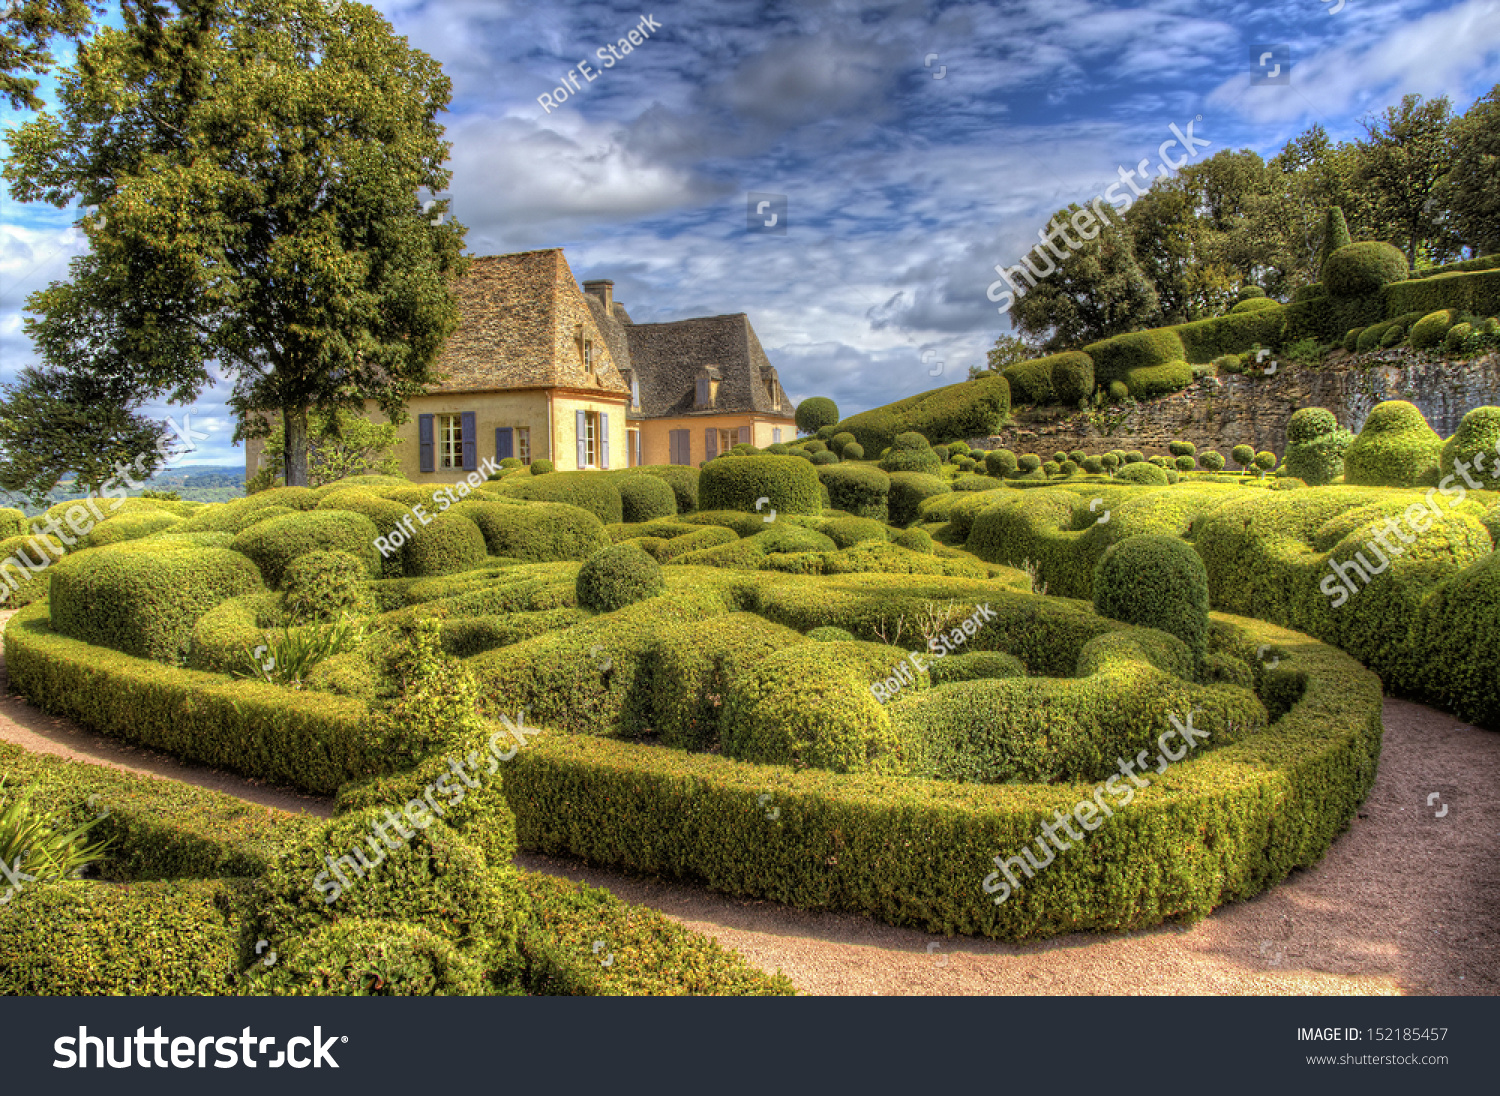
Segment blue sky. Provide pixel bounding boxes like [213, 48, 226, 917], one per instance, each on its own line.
[3, 0, 1500, 468]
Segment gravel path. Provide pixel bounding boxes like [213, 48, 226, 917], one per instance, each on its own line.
[3, 610, 1494, 995]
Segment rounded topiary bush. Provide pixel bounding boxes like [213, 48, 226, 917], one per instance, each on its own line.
[842, 442, 865, 461]
[230, 510, 381, 587]
[616, 474, 678, 523]
[879, 442, 942, 476]
[822, 516, 889, 549]
[1168, 440, 1195, 458]
[815, 425, 839, 441]
[807, 626, 856, 642]
[811, 450, 838, 466]
[1230, 297, 1279, 314]
[1323, 241, 1408, 298]
[1445, 322, 1473, 354]
[817, 464, 889, 521]
[1238, 285, 1266, 300]
[1343, 400, 1445, 487]
[84, 510, 183, 548]
[1081, 456, 1105, 475]
[529, 459, 554, 475]
[50, 544, 264, 662]
[1199, 451, 1225, 472]
[282, 550, 374, 621]
[498, 472, 623, 524]
[401, 511, 488, 577]
[1016, 454, 1042, 474]
[1282, 407, 1353, 486]
[1114, 462, 1170, 486]
[1409, 309, 1458, 350]
[254, 918, 485, 997]
[576, 543, 665, 612]
[460, 501, 609, 563]
[1093, 533, 1210, 663]
[892, 432, 929, 451]
[1174, 455, 1196, 472]
[1439, 406, 1500, 490]
[804, 440, 828, 455]
[753, 524, 838, 554]
[984, 449, 1017, 477]
[1108, 379, 1129, 401]
[794, 397, 839, 435]
[1042, 461, 1061, 477]
[887, 472, 950, 527]
[1379, 323, 1406, 348]
[891, 527, 934, 553]
[1231, 444, 1255, 470]
[927, 650, 1025, 685]
[699, 454, 821, 516]
[830, 431, 857, 455]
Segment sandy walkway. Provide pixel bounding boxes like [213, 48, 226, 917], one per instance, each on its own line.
[2, 609, 1494, 994]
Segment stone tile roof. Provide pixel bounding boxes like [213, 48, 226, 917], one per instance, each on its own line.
[595, 308, 795, 420]
[428, 249, 629, 397]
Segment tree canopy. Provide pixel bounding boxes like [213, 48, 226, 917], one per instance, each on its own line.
[3, 0, 468, 487]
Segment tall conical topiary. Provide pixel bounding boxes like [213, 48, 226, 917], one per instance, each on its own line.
[1319, 206, 1352, 275]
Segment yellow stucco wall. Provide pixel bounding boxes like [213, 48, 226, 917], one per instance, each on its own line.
[632, 415, 794, 466]
[550, 394, 631, 471]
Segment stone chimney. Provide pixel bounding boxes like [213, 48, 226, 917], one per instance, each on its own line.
[583, 279, 614, 312]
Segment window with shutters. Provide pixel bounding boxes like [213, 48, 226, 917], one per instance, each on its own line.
[583, 411, 600, 467]
[437, 414, 463, 470]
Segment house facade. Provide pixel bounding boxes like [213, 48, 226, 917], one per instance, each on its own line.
[244, 248, 795, 483]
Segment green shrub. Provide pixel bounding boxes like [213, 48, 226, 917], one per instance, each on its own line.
[1343, 401, 1445, 487]
[843, 442, 865, 460]
[807, 626, 855, 642]
[230, 510, 380, 588]
[530, 459, 554, 474]
[1230, 297, 1279, 313]
[520, 874, 794, 996]
[1168, 440, 1195, 457]
[1108, 379, 1130, 400]
[835, 375, 1010, 455]
[1383, 268, 1500, 321]
[1342, 328, 1361, 352]
[0, 879, 242, 995]
[1081, 456, 1104, 475]
[926, 650, 1024, 685]
[698, 455, 821, 516]
[1323, 241, 1408, 297]
[1125, 360, 1195, 400]
[1081, 328, 1186, 386]
[84, 510, 183, 548]
[795, 398, 840, 434]
[891, 527, 934, 553]
[1199, 451, 1225, 472]
[830, 431, 857, 455]
[400, 511, 488, 577]
[1231, 444, 1255, 470]
[1413, 554, 1500, 728]
[1379, 323, 1406, 348]
[1172, 309, 1286, 363]
[255, 918, 486, 996]
[1174, 455, 1196, 472]
[499, 472, 623, 524]
[461, 500, 610, 562]
[1094, 534, 1209, 662]
[1282, 408, 1353, 486]
[1115, 462, 1170, 486]
[985, 450, 1017, 476]
[811, 450, 838, 466]
[879, 443, 942, 476]
[1445, 321, 1474, 353]
[822, 517, 889, 549]
[752, 525, 837, 554]
[887, 473, 950, 527]
[576, 544, 665, 612]
[615, 474, 678, 522]
[249, 809, 524, 990]
[1438, 406, 1500, 490]
[1017, 454, 1042, 473]
[628, 465, 699, 514]
[804, 440, 827, 455]
[50, 544, 263, 662]
[1409, 309, 1458, 350]
[283, 550, 374, 622]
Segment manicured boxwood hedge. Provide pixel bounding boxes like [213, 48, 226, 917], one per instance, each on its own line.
[1081, 328, 1186, 386]
[505, 610, 1382, 940]
[817, 464, 890, 520]
[1342, 400, 1445, 487]
[1125, 360, 1195, 400]
[459, 500, 611, 562]
[887, 472, 951, 526]
[7, 604, 387, 794]
[1171, 308, 1285, 363]
[498, 472, 625, 524]
[519, 873, 796, 995]
[49, 543, 264, 662]
[836, 374, 1011, 454]
[1383, 268, 1500, 319]
[699, 455, 821, 516]
[231, 510, 381, 587]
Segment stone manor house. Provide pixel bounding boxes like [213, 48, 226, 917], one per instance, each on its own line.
[245, 248, 797, 483]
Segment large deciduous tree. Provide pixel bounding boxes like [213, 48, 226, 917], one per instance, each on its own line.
[0, 364, 168, 504]
[0, 0, 96, 110]
[1354, 93, 1457, 266]
[1443, 84, 1500, 256]
[3, 0, 467, 487]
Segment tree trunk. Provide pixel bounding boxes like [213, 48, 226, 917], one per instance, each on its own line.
[283, 406, 310, 488]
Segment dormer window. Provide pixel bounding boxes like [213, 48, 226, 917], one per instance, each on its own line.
[576, 324, 595, 373]
[627, 372, 640, 410]
[694, 366, 722, 409]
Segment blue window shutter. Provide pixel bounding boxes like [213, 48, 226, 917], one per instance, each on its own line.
[705, 428, 717, 461]
[576, 409, 587, 468]
[419, 414, 434, 473]
[600, 413, 610, 469]
[496, 427, 513, 460]
[461, 412, 477, 471]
